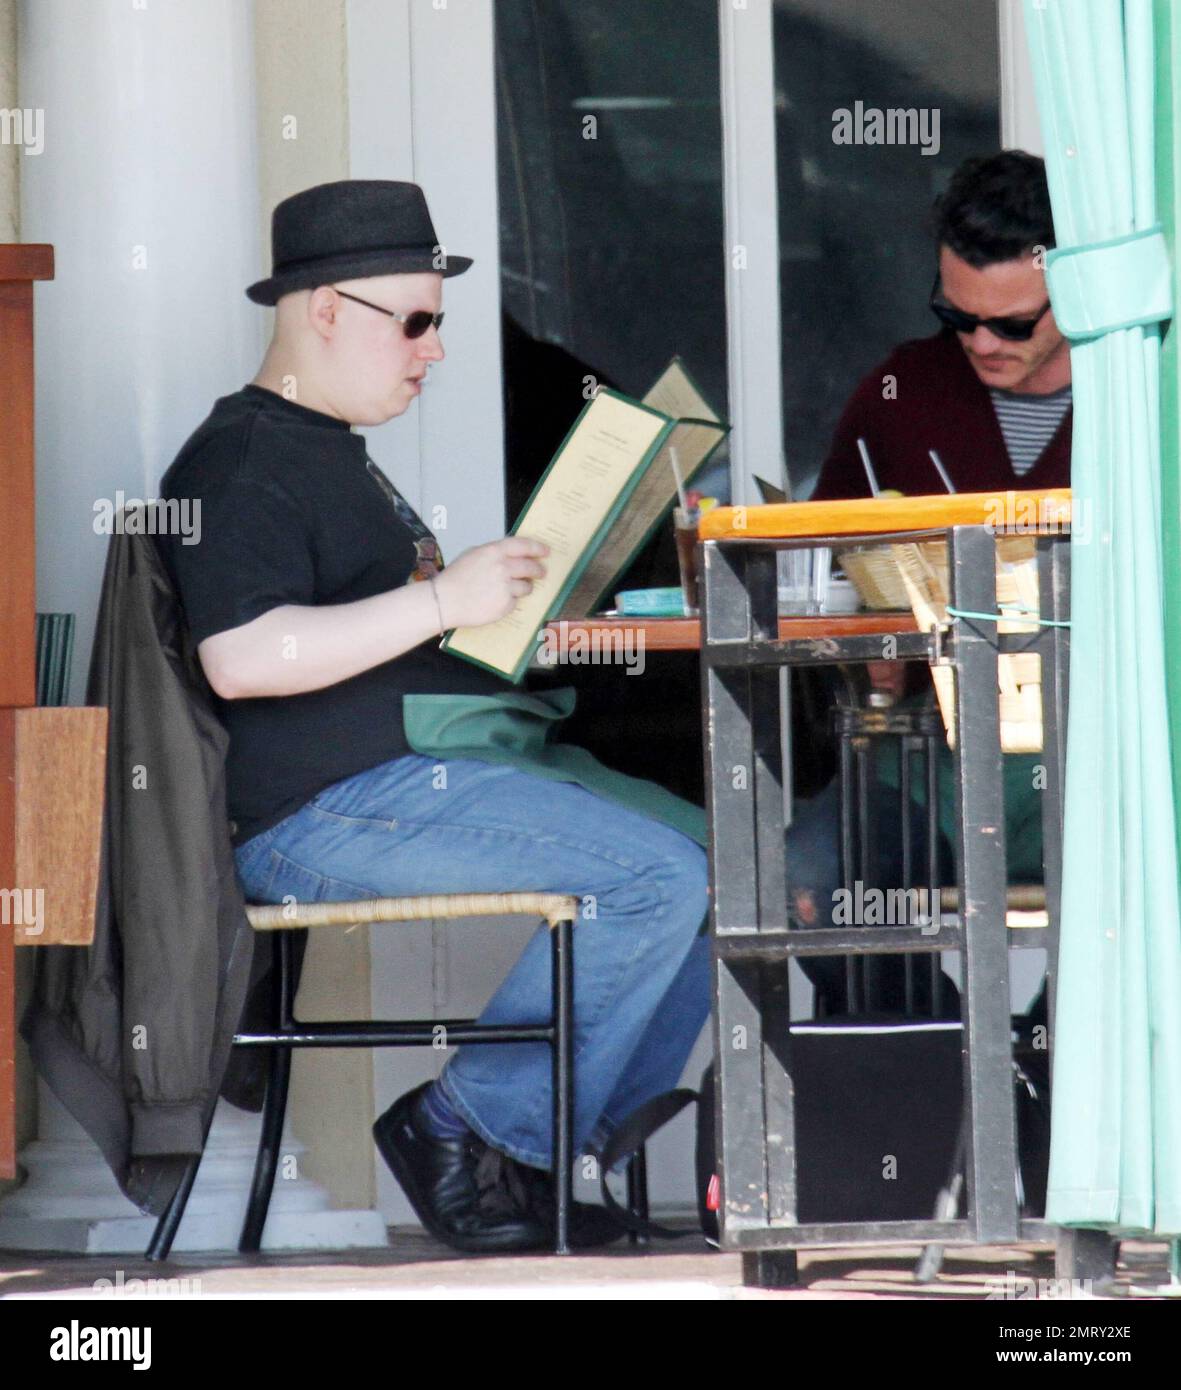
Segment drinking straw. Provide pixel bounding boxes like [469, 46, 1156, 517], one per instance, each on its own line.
[669, 444, 689, 511]
[855, 437, 881, 497]
[928, 448, 956, 494]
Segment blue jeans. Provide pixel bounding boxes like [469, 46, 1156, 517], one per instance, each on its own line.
[233, 754, 711, 1170]
[786, 774, 959, 1019]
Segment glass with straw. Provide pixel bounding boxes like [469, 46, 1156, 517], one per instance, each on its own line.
[671, 446, 701, 616]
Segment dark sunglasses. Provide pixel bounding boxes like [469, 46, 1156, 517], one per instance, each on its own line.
[928, 273, 1050, 342]
[332, 287, 444, 339]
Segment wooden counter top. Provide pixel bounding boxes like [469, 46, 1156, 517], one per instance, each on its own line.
[698, 488, 1072, 540]
[541, 612, 917, 653]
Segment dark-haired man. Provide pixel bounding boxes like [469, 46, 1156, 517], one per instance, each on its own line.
[789, 151, 1069, 1018]
[813, 149, 1071, 501]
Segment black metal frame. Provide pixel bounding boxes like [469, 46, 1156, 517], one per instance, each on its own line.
[831, 694, 947, 1017]
[145, 913, 581, 1260]
[700, 525, 1114, 1287]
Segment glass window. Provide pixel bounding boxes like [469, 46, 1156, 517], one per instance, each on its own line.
[772, 0, 1000, 495]
[495, 0, 727, 532]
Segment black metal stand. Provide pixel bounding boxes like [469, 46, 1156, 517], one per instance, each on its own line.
[700, 526, 1114, 1288]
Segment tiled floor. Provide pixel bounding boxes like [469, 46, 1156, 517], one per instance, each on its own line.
[0, 1233, 1174, 1300]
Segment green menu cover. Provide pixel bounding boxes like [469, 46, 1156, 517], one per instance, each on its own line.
[440, 360, 727, 683]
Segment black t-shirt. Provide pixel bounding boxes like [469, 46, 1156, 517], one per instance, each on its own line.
[157, 383, 509, 846]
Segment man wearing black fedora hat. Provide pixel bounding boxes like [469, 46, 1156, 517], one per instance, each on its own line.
[156, 180, 711, 1254]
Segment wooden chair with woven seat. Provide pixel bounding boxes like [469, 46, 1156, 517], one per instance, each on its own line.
[146, 890, 585, 1260]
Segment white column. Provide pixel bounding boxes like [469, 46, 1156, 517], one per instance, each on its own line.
[6, 0, 385, 1252]
[18, 0, 264, 700]
[999, 0, 1044, 155]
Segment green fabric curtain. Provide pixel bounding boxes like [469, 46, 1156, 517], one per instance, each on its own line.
[1024, 0, 1181, 1234]
[1159, 0, 1181, 945]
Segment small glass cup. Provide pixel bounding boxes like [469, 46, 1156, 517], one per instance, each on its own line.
[673, 506, 700, 615]
[777, 549, 815, 614]
[778, 547, 832, 615]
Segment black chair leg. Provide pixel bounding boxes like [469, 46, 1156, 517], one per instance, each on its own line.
[625, 1145, 650, 1247]
[145, 1153, 202, 1262]
[239, 931, 295, 1253]
[551, 914, 574, 1254]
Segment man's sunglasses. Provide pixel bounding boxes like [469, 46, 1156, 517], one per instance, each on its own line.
[928, 273, 1050, 343]
[332, 287, 444, 339]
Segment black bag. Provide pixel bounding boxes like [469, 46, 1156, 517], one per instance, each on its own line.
[604, 1016, 1051, 1241]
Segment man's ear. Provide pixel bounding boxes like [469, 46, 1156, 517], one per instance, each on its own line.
[306, 286, 339, 339]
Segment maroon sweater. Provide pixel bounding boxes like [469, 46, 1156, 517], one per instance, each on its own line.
[810, 329, 1072, 500]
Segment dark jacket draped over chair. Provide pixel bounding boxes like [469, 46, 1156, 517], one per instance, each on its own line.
[20, 522, 277, 1217]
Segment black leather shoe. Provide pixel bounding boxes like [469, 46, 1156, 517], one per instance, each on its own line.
[373, 1083, 551, 1254]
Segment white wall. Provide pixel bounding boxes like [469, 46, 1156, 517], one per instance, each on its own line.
[347, 0, 505, 553]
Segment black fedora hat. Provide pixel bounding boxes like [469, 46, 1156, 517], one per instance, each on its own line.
[245, 179, 472, 306]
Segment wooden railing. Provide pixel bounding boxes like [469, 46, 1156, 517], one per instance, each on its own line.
[0, 244, 54, 1178]
[1, 244, 107, 1179]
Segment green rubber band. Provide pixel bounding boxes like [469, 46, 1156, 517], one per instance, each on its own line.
[945, 603, 1072, 629]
